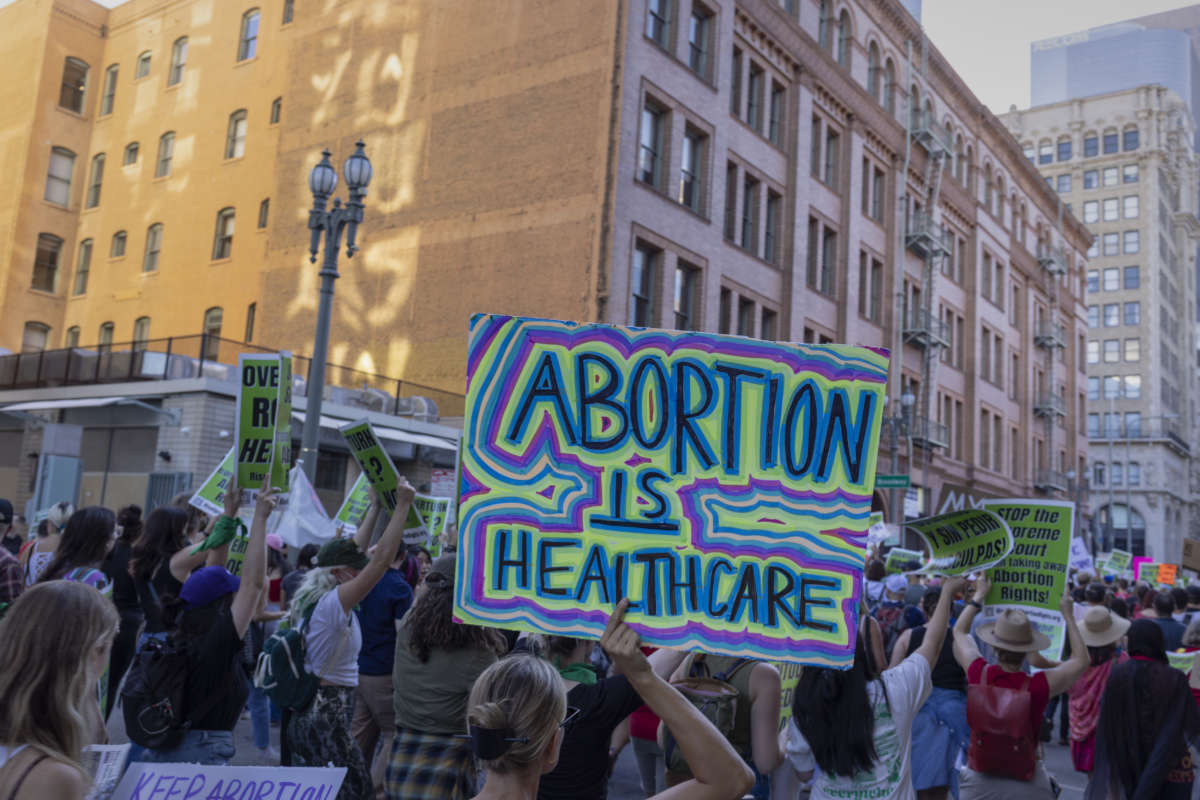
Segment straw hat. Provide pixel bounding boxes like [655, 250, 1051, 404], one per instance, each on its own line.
[1079, 606, 1131, 648]
[976, 609, 1051, 653]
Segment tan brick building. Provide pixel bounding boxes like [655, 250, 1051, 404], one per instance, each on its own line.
[0, 0, 1091, 520]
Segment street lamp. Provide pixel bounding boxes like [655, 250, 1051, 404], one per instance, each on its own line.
[298, 142, 372, 481]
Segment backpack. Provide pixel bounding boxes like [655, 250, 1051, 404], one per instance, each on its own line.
[874, 603, 906, 660]
[121, 635, 230, 750]
[662, 657, 752, 778]
[966, 668, 1036, 781]
[254, 604, 320, 712]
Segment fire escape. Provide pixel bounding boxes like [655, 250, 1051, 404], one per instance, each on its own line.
[1033, 232, 1068, 494]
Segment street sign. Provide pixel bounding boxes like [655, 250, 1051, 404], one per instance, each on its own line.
[876, 474, 911, 489]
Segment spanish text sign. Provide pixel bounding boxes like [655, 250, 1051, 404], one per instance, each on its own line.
[111, 762, 344, 800]
[906, 509, 1013, 576]
[454, 315, 889, 668]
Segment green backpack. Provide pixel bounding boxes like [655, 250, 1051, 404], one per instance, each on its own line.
[662, 658, 752, 777]
[253, 604, 320, 712]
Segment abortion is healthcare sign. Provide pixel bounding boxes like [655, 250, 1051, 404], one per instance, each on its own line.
[454, 315, 889, 668]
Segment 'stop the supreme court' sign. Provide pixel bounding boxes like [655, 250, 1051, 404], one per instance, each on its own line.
[453, 315, 889, 668]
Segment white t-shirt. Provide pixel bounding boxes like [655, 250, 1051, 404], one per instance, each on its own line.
[789, 652, 931, 800]
[304, 588, 362, 687]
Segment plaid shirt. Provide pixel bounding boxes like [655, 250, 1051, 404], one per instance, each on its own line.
[0, 547, 23, 605]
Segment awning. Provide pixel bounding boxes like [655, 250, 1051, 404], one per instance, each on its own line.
[292, 410, 457, 452]
[2, 396, 129, 411]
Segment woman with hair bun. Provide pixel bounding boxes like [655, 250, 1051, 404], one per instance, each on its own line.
[466, 599, 753, 800]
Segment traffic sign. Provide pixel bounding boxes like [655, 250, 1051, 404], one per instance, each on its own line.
[875, 474, 910, 489]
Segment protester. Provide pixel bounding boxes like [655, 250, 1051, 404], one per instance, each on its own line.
[1068, 606, 1130, 774]
[1111, 597, 1131, 620]
[1083, 583, 1107, 607]
[410, 544, 433, 584]
[873, 573, 909, 660]
[385, 552, 508, 799]
[349, 498, 415, 797]
[1183, 586, 1200, 627]
[101, 504, 144, 718]
[465, 599, 754, 800]
[787, 577, 965, 799]
[1173, 587, 1191, 623]
[888, 586, 966, 800]
[1151, 591, 1187, 651]
[0, 499, 19, 555]
[865, 559, 887, 607]
[129, 506, 207, 647]
[1184, 621, 1200, 707]
[37, 507, 117, 597]
[20, 520, 58, 586]
[1087, 619, 1200, 799]
[286, 476, 416, 800]
[952, 577, 1088, 798]
[904, 570, 926, 606]
[0, 581, 119, 800]
[136, 482, 271, 764]
[611, 648, 664, 796]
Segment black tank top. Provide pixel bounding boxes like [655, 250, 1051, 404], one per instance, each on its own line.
[906, 624, 966, 693]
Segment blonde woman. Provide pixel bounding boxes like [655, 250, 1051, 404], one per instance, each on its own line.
[0, 581, 119, 799]
[465, 599, 753, 800]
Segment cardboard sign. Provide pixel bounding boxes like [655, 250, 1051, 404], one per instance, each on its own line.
[235, 353, 292, 493]
[1068, 536, 1094, 574]
[334, 474, 372, 535]
[455, 315, 888, 668]
[1107, 549, 1132, 575]
[885, 547, 924, 575]
[982, 500, 1073, 661]
[1158, 563, 1179, 586]
[906, 509, 1013, 576]
[340, 420, 402, 511]
[190, 447, 236, 516]
[111, 763, 344, 800]
[1183, 540, 1200, 573]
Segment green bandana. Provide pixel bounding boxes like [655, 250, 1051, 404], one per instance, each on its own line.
[191, 515, 246, 555]
[557, 661, 599, 686]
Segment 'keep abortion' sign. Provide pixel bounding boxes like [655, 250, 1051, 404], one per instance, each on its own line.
[454, 315, 888, 668]
[112, 763, 344, 800]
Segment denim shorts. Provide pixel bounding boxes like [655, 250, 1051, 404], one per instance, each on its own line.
[137, 729, 235, 765]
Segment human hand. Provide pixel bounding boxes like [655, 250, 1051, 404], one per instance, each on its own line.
[1059, 590, 1074, 617]
[943, 576, 968, 599]
[222, 480, 242, 519]
[971, 574, 992, 602]
[601, 598, 652, 681]
[255, 486, 281, 521]
[395, 476, 416, 509]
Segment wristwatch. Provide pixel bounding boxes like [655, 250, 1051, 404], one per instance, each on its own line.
[967, 600, 983, 610]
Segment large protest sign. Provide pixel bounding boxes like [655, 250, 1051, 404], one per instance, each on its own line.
[1107, 548, 1132, 575]
[454, 315, 888, 668]
[408, 493, 453, 554]
[1137, 561, 1161, 584]
[340, 420, 402, 511]
[982, 499, 1073, 661]
[190, 447, 236, 516]
[335, 474, 372, 535]
[111, 763, 344, 800]
[906, 509, 1012, 576]
[885, 548, 924, 575]
[235, 353, 291, 493]
[1069, 537, 1094, 573]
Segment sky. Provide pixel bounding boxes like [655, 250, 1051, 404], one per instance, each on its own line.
[1, 0, 1194, 114]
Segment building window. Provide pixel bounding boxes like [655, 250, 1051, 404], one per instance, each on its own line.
[823, 125, 840, 187]
[169, 37, 188, 86]
[135, 51, 151, 79]
[110, 230, 127, 257]
[100, 64, 117, 115]
[818, 0, 831, 48]
[212, 207, 235, 260]
[1123, 230, 1139, 254]
[1023, 143, 1034, 162]
[1102, 131, 1118, 154]
[1084, 134, 1098, 157]
[155, 132, 175, 177]
[806, 218, 837, 297]
[133, 317, 150, 350]
[1102, 267, 1119, 291]
[764, 190, 781, 264]
[1083, 169, 1097, 189]
[1087, 377, 1099, 400]
[678, 126, 705, 213]
[638, 102, 664, 188]
[238, 9, 261, 61]
[883, 59, 896, 115]
[1103, 339, 1118, 362]
[1123, 195, 1138, 219]
[59, 57, 88, 113]
[72, 238, 92, 295]
[1087, 340, 1099, 363]
[85, 153, 104, 209]
[1087, 305, 1098, 327]
[1086, 270, 1098, 293]
[1124, 265, 1139, 288]
[1038, 141, 1052, 164]
[1124, 375, 1141, 399]
[21, 322, 49, 353]
[723, 162, 737, 240]
[1056, 174, 1071, 193]
[1102, 167, 1118, 187]
[65, 326, 80, 348]
[44, 147, 75, 206]
[143, 223, 163, 272]
[1123, 164, 1138, 183]
[1057, 139, 1071, 161]
[858, 252, 882, 322]
[768, 82, 784, 146]
[1102, 303, 1118, 327]
[269, 97, 282, 125]
[282, 0, 294, 24]
[687, 4, 711, 78]
[124, 142, 139, 165]
[1082, 200, 1098, 223]
[746, 63, 764, 132]
[729, 46, 742, 117]
[630, 243, 658, 326]
[1128, 462, 1140, 485]
[1123, 301, 1139, 325]
[867, 42, 881, 103]
[31, 234, 62, 293]
[98, 322, 114, 352]
[761, 307, 777, 340]
[245, 302, 257, 342]
[736, 298, 754, 336]
[1125, 411, 1141, 436]
[225, 110, 248, 159]
[1124, 338, 1139, 361]
[1102, 233, 1118, 256]
[1102, 197, 1118, 221]
[741, 174, 760, 255]
[646, 0, 671, 47]
[836, 10, 852, 68]
[257, 198, 270, 229]
[202, 308, 222, 358]
[674, 262, 699, 330]
[1123, 127, 1139, 151]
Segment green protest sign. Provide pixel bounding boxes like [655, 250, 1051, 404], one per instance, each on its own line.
[906, 509, 1013, 576]
[235, 353, 291, 493]
[1107, 549, 1132, 575]
[982, 499, 1073, 660]
[190, 448, 236, 517]
[1168, 651, 1196, 671]
[334, 474, 371, 535]
[885, 547, 924, 575]
[1137, 561, 1161, 584]
[340, 419, 401, 511]
[406, 493, 452, 555]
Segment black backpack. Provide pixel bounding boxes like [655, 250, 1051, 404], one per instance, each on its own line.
[121, 635, 230, 750]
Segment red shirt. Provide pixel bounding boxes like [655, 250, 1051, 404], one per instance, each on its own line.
[968, 658, 1050, 742]
[268, 576, 282, 604]
[629, 646, 660, 741]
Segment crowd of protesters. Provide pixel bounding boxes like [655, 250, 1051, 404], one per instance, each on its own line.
[3, 485, 1200, 800]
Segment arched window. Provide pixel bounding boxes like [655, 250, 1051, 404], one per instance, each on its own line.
[44, 146, 75, 205]
[135, 51, 152, 79]
[202, 307, 223, 360]
[133, 317, 151, 351]
[212, 207, 235, 260]
[954, 134, 964, 183]
[169, 37, 188, 86]
[965, 144, 974, 190]
[155, 131, 175, 177]
[143, 223, 163, 272]
[257, 198, 270, 229]
[1123, 123, 1139, 151]
[818, 0, 831, 49]
[21, 322, 49, 353]
[100, 64, 118, 115]
[238, 9, 261, 61]
[111, 230, 127, 258]
[73, 238, 92, 296]
[98, 321, 114, 353]
[270, 96, 282, 124]
[59, 57, 88, 113]
[65, 326, 81, 348]
[282, 0, 294, 24]
[866, 42, 881, 102]
[996, 174, 1006, 221]
[836, 11, 852, 67]
[225, 109, 248, 159]
[909, 83, 921, 130]
[124, 142, 139, 165]
[883, 59, 896, 115]
[32, 234, 62, 293]
[983, 163, 994, 213]
[85, 152, 105, 209]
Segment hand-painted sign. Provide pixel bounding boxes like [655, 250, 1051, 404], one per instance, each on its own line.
[454, 315, 889, 668]
[1158, 563, 1179, 586]
[110, 763, 344, 800]
[340, 420, 401, 511]
[235, 353, 291, 492]
[906, 509, 1013, 576]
